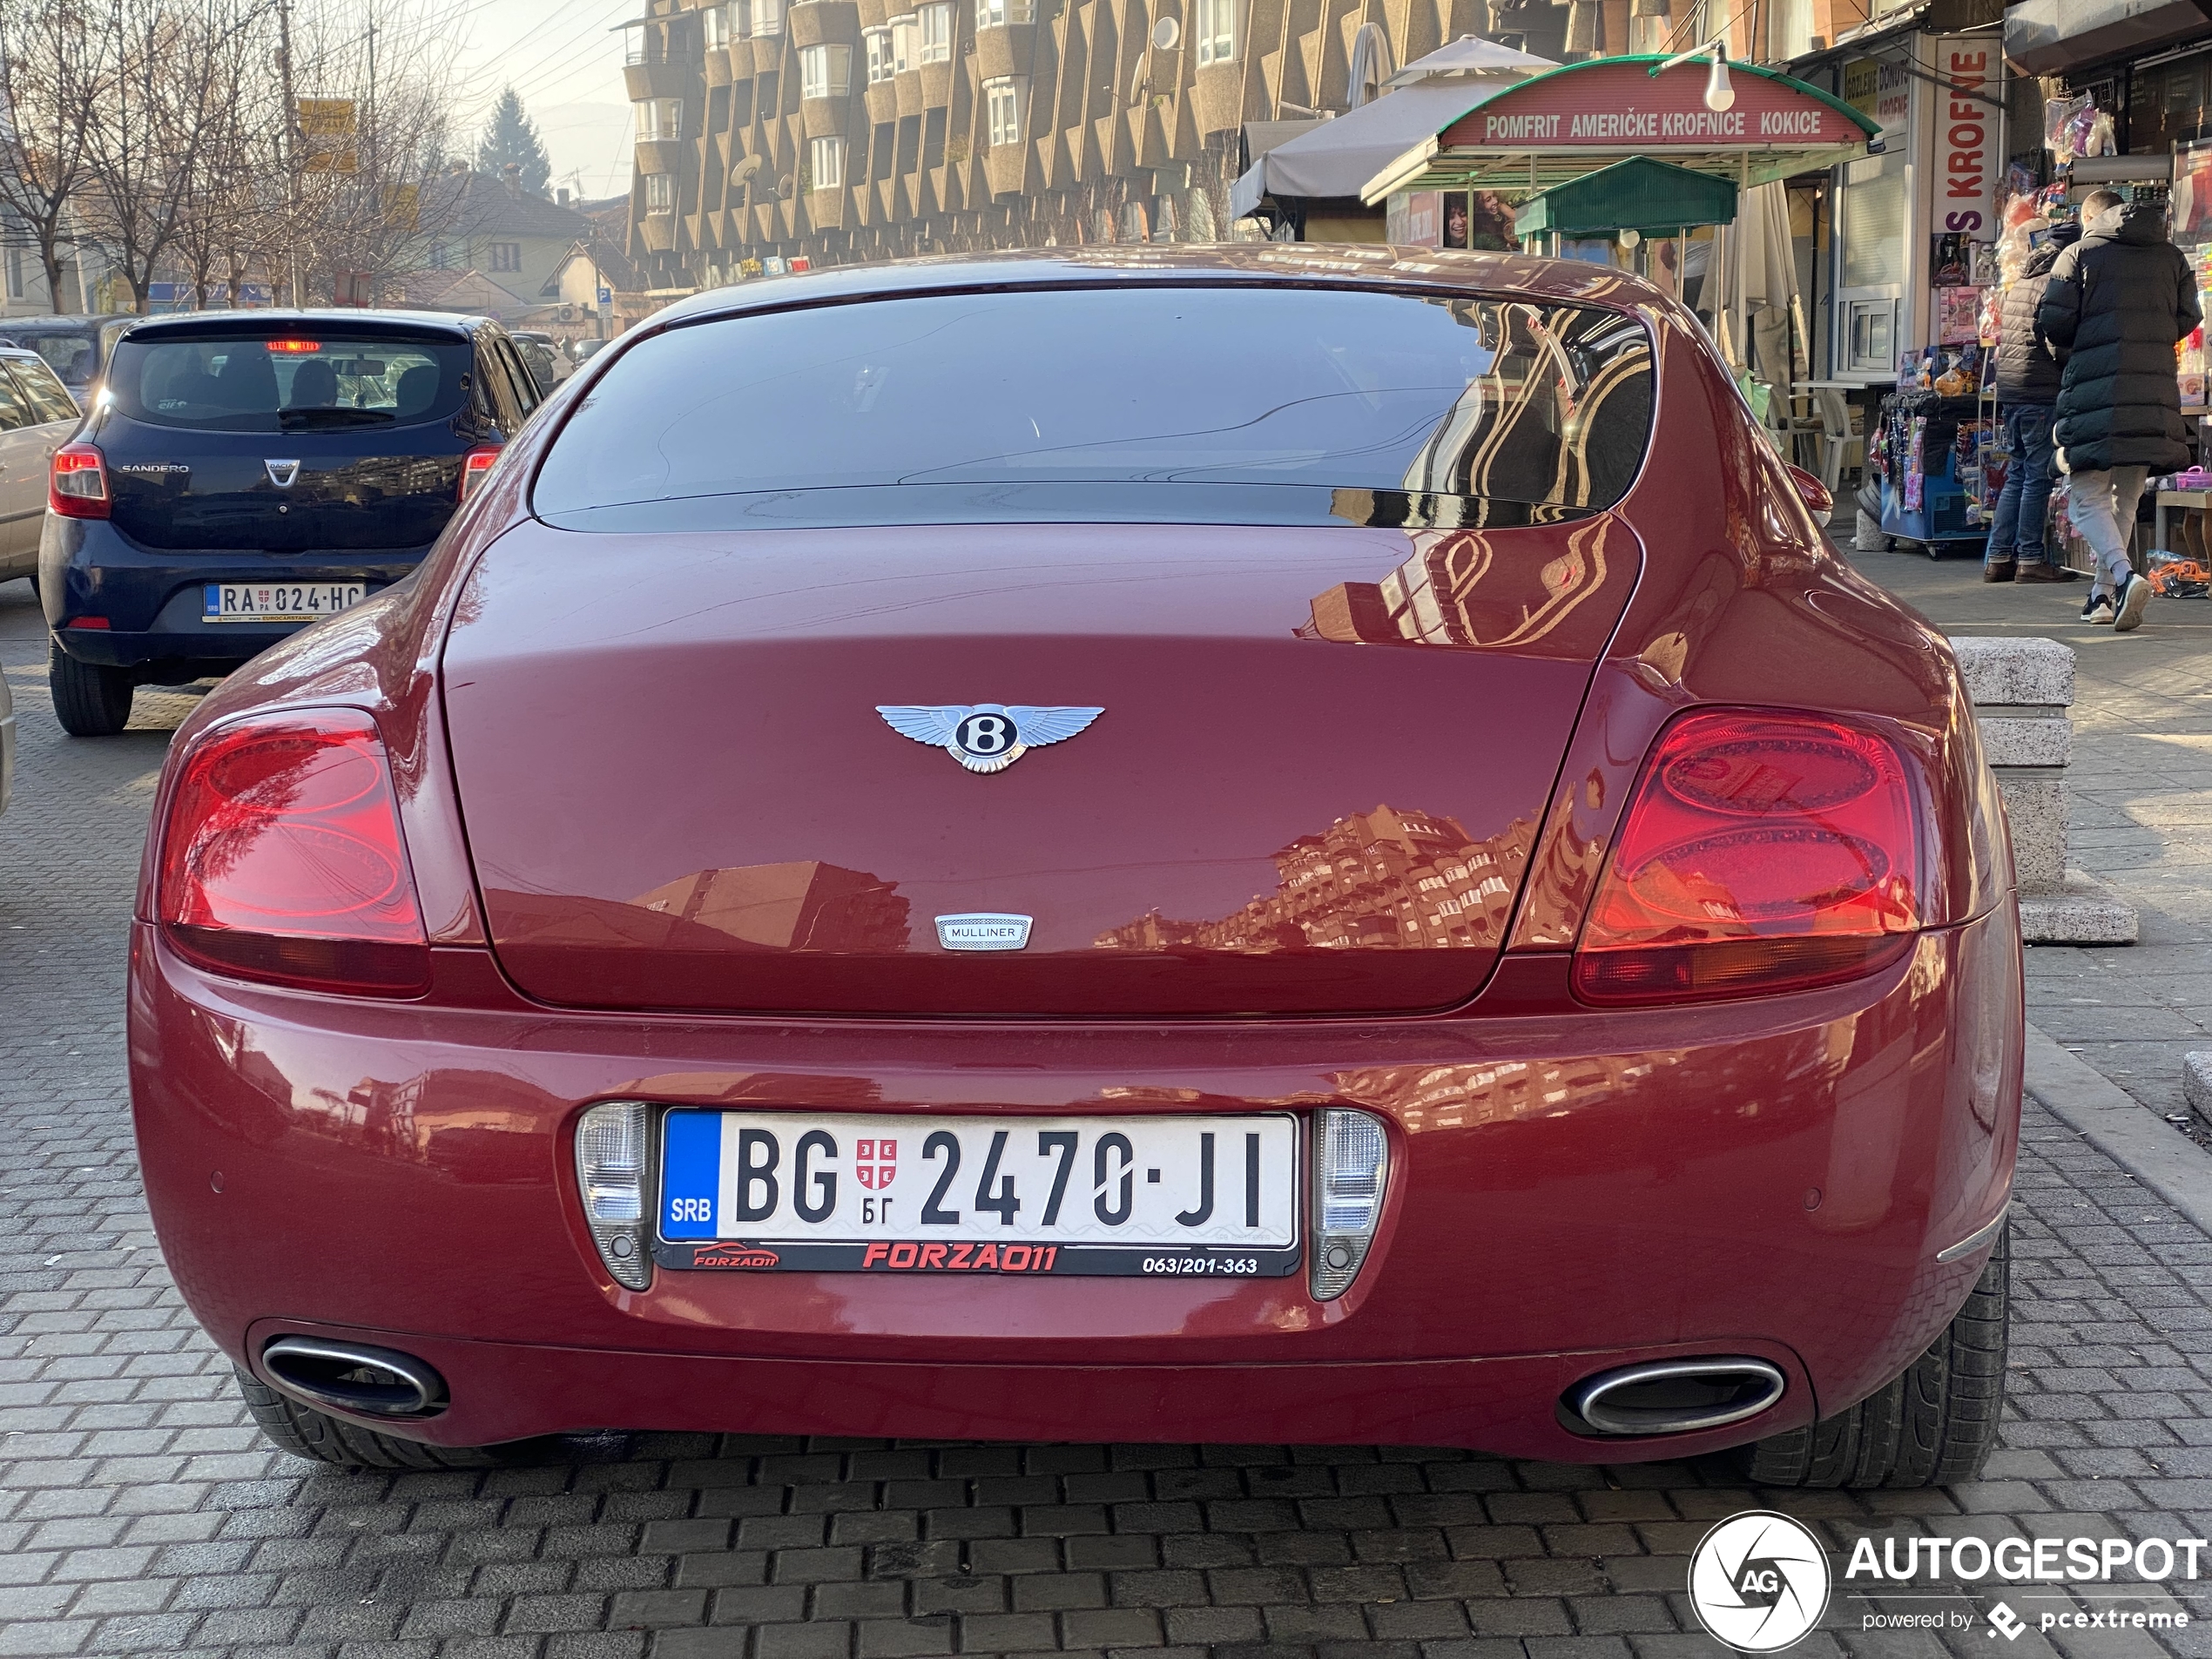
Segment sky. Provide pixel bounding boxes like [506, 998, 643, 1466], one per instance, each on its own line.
[450, 0, 637, 202]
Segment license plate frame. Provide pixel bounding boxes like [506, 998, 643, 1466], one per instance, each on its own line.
[202, 582, 367, 624]
[652, 1109, 1304, 1278]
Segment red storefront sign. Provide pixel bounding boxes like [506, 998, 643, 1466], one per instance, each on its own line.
[1440, 58, 1868, 152]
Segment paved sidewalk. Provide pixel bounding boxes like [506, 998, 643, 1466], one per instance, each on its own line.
[7, 573, 2212, 1658]
[1847, 550, 2212, 1136]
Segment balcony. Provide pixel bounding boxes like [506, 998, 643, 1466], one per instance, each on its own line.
[624, 60, 691, 100]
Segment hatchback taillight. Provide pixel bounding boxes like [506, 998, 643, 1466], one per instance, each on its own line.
[460, 445, 502, 500]
[50, 442, 109, 518]
[1571, 710, 1925, 1004]
[157, 711, 430, 996]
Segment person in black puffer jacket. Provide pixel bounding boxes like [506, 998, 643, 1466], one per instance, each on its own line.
[2038, 188, 2203, 631]
[1984, 219, 2079, 583]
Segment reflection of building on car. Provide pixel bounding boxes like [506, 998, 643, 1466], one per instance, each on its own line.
[39, 311, 543, 736]
[1096, 806, 1532, 954]
[132, 250, 2019, 1489]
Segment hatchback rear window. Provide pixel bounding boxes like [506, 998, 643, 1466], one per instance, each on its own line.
[535, 287, 1653, 529]
[10, 331, 96, 384]
[106, 332, 471, 432]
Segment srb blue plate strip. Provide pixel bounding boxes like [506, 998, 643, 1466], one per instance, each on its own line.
[660, 1112, 721, 1239]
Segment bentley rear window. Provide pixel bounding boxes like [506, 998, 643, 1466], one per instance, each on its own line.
[535, 286, 1654, 529]
[107, 333, 472, 433]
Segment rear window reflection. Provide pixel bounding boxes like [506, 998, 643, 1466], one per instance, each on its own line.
[536, 287, 1654, 526]
[106, 335, 470, 433]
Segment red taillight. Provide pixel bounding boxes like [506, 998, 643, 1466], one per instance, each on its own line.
[51, 442, 109, 518]
[266, 339, 322, 353]
[157, 710, 430, 996]
[1571, 710, 1925, 1004]
[460, 445, 502, 500]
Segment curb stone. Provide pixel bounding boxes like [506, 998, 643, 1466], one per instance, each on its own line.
[2026, 1024, 2212, 1235]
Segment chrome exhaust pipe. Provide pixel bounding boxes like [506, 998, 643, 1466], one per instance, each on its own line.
[261, 1337, 449, 1420]
[1562, 1357, 1785, 1438]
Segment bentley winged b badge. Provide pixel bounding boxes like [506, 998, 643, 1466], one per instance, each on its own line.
[875, 704, 1104, 773]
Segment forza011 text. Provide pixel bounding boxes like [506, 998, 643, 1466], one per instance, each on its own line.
[130, 248, 2021, 1482]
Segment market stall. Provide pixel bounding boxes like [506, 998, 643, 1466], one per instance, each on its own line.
[1509, 157, 1739, 285]
[1359, 53, 1875, 375]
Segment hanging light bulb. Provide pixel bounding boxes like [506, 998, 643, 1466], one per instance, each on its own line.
[1619, 227, 1642, 248]
[1703, 53, 1736, 112]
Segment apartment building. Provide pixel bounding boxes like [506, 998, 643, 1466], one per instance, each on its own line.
[621, 0, 1508, 282]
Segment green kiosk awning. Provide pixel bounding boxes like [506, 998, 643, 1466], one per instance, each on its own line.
[1510, 157, 1739, 241]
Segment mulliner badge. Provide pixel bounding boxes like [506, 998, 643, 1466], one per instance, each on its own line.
[1688, 1512, 1831, 1653]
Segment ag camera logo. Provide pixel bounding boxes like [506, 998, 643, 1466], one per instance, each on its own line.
[1689, 1511, 1831, 1652]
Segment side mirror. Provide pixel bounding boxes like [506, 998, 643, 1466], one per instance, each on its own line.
[1785, 462, 1833, 529]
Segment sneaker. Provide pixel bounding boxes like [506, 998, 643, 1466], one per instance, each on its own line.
[2114, 570, 2152, 632]
[2082, 590, 2116, 624]
[1982, 559, 2017, 583]
[2017, 561, 2079, 583]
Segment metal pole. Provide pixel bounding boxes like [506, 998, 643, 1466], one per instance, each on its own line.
[278, 0, 300, 306]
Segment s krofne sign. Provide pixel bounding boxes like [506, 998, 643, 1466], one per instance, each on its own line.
[1363, 55, 1877, 204]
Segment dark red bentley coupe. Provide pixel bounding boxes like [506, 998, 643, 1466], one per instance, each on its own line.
[131, 247, 2020, 1483]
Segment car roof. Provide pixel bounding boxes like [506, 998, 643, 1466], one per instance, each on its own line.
[0, 315, 104, 333]
[644, 244, 1662, 334]
[111, 308, 494, 343]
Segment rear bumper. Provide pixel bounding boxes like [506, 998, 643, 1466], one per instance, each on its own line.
[40, 515, 428, 671]
[130, 903, 2024, 1456]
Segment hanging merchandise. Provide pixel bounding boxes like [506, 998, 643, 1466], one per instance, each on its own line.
[1904, 416, 1926, 511]
[2044, 93, 2093, 165]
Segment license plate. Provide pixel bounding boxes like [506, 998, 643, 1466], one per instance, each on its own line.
[655, 1111, 1301, 1278]
[203, 583, 366, 624]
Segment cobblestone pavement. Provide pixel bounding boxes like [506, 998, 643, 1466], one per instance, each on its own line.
[6, 574, 2212, 1659]
[1853, 550, 2212, 1134]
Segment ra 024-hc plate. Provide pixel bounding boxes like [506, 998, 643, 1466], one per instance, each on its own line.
[203, 582, 366, 624]
[654, 1109, 1302, 1278]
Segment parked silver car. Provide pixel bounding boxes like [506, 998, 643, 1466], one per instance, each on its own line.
[0, 347, 81, 585]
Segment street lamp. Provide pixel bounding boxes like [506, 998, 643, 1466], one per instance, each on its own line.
[1649, 39, 1735, 113]
[1703, 53, 1735, 111]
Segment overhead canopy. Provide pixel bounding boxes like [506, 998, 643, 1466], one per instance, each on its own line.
[1228, 37, 1554, 220]
[1511, 157, 1739, 239]
[1362, 54, 1877, 204]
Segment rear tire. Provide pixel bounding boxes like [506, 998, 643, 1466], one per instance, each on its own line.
[48, 639, 133, 736]
[235, 1367, 502, 1470]
[1739, 1219, 2008, 1489]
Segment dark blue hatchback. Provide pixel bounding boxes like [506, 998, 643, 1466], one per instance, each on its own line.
[41, 310, 544, 734]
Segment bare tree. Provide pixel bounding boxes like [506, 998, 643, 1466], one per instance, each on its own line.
[0, 1, 106, 313]
[272, 0, 466, 306]
[79, 0, 264, 313]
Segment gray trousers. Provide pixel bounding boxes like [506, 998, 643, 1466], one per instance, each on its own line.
[2066, 466, 2148, 593]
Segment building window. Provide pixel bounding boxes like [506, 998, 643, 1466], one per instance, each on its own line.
[1195, 0, 1234, 65]
[752, 0, 781, 36]
[636, 98, 683, 141]
[865, 27, 893, 83]
[428, 241, 450, 270]
[984, 75, 1024, 147]
[890, 13, 916, 71]
[811, 136, 846, 190]
[489, 242, 522, 273]
[6, 245, 22, 300]
[975, 0, 1033, 24]
[799, 44, 851, 98]
[919, 2, 952, 63]
[730, 0, 752, 37]
[703, 3, 731, 49]
[644, 172, 675, 213]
